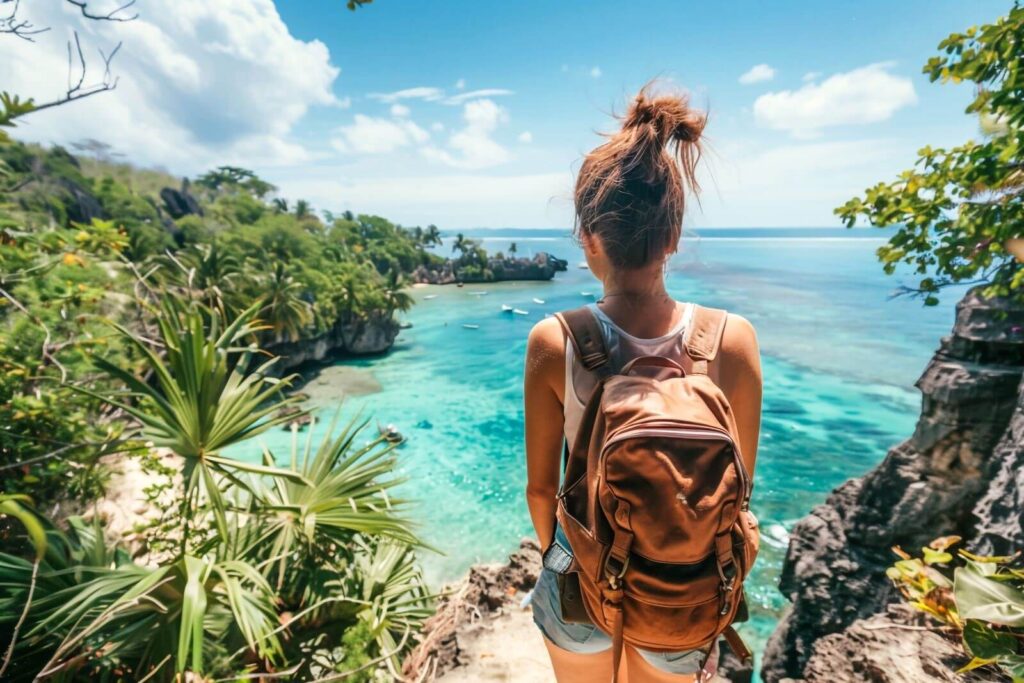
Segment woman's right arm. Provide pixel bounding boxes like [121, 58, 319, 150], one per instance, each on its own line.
[524, 317, 566, 551]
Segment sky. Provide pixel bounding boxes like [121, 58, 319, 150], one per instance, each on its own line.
[0, 0, 1011, 228]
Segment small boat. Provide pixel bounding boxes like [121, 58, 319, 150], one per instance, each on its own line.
[581, 291, 594, 297]
[423, 294, 438, 300]
[578, 263, 590, 269]
[513, 308, 529, 316]
[379, 423, 404, 443]
[399, 321, 413, 330]
[532, 298, 546, 304]
[501, 304, 514, 312]
[462, 323, 480, 330]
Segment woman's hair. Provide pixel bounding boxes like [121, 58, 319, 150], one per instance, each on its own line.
[574, 84, 706, 270]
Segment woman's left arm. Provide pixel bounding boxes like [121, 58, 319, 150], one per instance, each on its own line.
[523, 317, 566, 551]
[717, 313, 763, 478]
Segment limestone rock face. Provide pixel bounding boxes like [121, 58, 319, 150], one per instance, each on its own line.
[792, 605, 1007, 683]
[266, 313, 400, 374]
[762, 288, 1024, 682]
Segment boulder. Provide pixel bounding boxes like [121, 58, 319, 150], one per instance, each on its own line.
[160, 181, 203, 219]
[762, 288, 1024, 682]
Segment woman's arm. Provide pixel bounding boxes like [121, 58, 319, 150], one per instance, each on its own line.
[523, 317, 566, 551]
[716, 313, 763, 478]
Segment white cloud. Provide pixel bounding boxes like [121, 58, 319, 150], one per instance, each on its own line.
[390, 103, 411, 117]
[331, 115, 429, 154]
[337, 96, 353, 109]
[739, 63, 776, 85]
[443, 88, 514, 105]
[753, 62, 917, 137]
[422, 98, 510, 169]
[590, 66, 602, 79]
[431, 122, 445, 132]
[367, 86, 444, 103]
[518, 131, 533, 144]
[0, 0, 339, 169]
[802, 71, 821, 83]
[455, 78, 466, 90]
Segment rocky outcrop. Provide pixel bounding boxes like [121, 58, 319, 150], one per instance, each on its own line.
[795, 604, 1005, 683]
[160, 180, 203, 219]
[57, 177, 105, 225]
[411, 252, 568, 285]
[762, 288, 1024, 682]
[403, 539, 544, 680]
[265, 312, 400, 374]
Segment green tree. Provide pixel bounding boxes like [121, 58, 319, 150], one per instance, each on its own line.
[260, 262, 313, 342]
[836, 6, 1024, 304]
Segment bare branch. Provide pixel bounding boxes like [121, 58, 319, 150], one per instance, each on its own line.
[64, 0, 138, 22]
[0, 0, 50, 41]
[27, 34, 122, 117]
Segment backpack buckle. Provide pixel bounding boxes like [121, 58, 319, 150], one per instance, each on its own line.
[604, 554, 630, 589]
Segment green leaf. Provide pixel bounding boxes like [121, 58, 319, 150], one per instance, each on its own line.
[955, 562, 1024, 626]
[963, 619, 1018, 660]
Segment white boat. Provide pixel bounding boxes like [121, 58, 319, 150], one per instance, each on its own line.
[578, 263, 589, 269]
[462, 324, 480, 330]
[581, 291, 594, 297]
[423, 294, 438, 300]
[501, 304, 514, 312]
[513, 309, 529, 316]
[532, 298, 546, 304]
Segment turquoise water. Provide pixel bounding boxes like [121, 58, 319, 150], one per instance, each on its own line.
[230, 227, 960, 655]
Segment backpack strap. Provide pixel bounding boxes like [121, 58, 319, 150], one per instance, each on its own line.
[554, 306, 612, 378]
[684, 305, 728, 375]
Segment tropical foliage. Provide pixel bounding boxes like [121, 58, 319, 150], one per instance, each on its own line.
[0, 303, 432, 682]
[837, 5, 1024, 304]
[0, 137, 443, 496]
[888, 537, 1024, 680]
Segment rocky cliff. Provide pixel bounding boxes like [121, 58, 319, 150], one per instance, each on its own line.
[762, 288, 1024, 682]
[411, 252, 568, 285]
[266, 311, 400, 374]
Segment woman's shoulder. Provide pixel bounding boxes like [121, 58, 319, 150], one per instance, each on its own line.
[717, 311, 760, 376]
[527, 317, 567, 362]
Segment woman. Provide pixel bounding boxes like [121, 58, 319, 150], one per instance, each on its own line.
[523, 85, 762, 682]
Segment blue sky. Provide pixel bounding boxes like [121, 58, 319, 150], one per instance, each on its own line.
[0, 0, 1010, 228]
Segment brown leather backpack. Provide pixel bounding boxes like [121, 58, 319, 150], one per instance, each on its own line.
[553, 305, 759, 679]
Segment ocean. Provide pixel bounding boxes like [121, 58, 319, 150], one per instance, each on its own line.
[231, 226, 962, 656]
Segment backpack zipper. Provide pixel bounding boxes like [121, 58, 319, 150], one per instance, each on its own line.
[601, 424, 751, 504]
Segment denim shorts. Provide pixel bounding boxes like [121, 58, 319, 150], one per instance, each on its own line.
[529, 526, 717, 677]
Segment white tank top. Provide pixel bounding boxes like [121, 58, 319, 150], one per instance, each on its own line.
[563, 302, 696, 448]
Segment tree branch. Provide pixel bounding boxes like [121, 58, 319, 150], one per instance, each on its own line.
[64, 0, 138, 22]
[0, 0, 50, 42]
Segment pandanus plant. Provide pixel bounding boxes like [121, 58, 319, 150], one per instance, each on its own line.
[0, 300, 431, 682]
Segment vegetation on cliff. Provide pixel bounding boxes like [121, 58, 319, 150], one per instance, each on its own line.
[837, 4, 1024, 305]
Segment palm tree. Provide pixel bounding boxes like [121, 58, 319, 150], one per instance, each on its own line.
[272, 197, 289, 214]
[260, 263, 313, 343]
[294, 199, 312, 220]
[424, 224, 443, 248]
[508, 241, 517, 257]
[382, 270, 414, 316]
[0, 302, 430, 682]
[451, 232, 467, 258]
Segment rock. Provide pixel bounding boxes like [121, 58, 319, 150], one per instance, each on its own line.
[57, 177, 104, 225]
[160, 181, 203, 219]
[792, 605, 1006, 683]
[265, 312, 401, 374]
[762, 288, 1024, 682]
[411, 252, 567, 285]
[402, 539, 543, 681]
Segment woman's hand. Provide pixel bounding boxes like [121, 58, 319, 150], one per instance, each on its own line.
[524, 317, 566, 551]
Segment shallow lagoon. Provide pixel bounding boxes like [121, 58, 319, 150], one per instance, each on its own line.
[230, 227, 961, 652]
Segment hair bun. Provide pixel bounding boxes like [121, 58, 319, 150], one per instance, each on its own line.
[622, 87, 706, 147]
